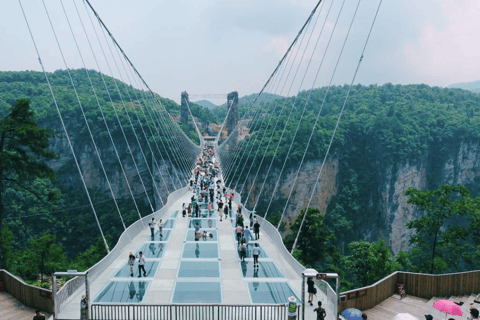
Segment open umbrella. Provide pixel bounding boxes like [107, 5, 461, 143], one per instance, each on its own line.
[341, 308, 363, 320]
[433, 299, 463, 319]
[393, 313, 419, 320]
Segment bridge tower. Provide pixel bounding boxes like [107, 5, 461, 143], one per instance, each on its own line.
[226, 91, 238, 134]
[180, 91, 189, 125]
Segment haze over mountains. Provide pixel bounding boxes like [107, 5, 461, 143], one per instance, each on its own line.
[448, 79, 480, 93]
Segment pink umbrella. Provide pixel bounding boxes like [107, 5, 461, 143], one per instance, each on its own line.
[226, 193, 233, 197]
[433, 299, 463, 319]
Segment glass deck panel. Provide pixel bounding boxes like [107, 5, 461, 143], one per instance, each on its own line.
[236, 243, 269, 258]
[178, 261, 220, 278]
[147, 230, 171, 241]
[188, 219, 217, 229]
[170, 210, 179, 218]
[113, 261, 160, 278]
[185, 229, 218, 241]
[182, 243, 219, 258]
[162, 219, 176, 228]
[172, 281, 222, 304]
[136, 243, 167, 259]
[94, 281, 150, 303]
[247, 282, 299, 304]
[240, 261, 284, 278]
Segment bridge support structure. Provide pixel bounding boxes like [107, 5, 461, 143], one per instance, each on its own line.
[226, 91, 238, 134]
[180, 91, 189, 125]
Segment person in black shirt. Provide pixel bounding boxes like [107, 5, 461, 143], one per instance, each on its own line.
[307, 277, 315, 305]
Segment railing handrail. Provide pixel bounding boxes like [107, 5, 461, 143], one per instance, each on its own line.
[339, 269, 480, 296]
[55, 186, 190, 315]
[0, 269, 54, 313]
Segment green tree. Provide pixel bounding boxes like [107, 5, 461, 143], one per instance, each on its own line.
[343, 240, 399, 287]
[405, 185, 479, 274]
[0, 99, 57, 269]
[0, 224, 15, 270]
[284, 208, 341, 272]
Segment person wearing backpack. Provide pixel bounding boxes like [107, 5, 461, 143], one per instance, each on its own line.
[313, 301, 326, 320]
[307, 277, 315, 306]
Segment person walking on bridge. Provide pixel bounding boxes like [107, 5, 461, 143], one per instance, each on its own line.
[254, 220, 260, 240]
[149, 218, 155, 237]
[136, 252, 146, 277]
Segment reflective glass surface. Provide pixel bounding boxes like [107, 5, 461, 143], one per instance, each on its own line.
[94, 281, 150, 303]
[236, 243, 269, 258]
[240, 261, 284, 278]
[247, 282, 299, 304]
[185, 229, 217, 241]
[178, 261, 220, 278]
[188, 219, 216, 229]
[172, 282, 222, 303]
[182, 243, 218, 258]
[136, 243, 166, 259]
[162, 219, 176, 228]
[114, 260, 160, 278]
[170, 210, 179, 218]
[147, 230, 171, 241]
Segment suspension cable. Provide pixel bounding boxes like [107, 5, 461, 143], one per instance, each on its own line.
[291, 0, 383, 253]
[18, 0, 110, 252]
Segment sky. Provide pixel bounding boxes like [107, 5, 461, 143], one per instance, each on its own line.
[1, 0, 480, 104]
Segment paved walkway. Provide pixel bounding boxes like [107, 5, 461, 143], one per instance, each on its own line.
[57, 171, 328, 319]
[0, 292, 51, 320]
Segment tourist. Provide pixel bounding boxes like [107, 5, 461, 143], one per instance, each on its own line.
[313, 301, 326, 320]
[158, 219, 163, 239]
[195, 203, 199, 217]
[236, 225, 243, 244]
[254, 220, 260, 240]
[307, 277, 315, 306]
[33, 310, 46, 320]
[128, 252, 135, 277]
[252, 242, 260, 267]
[249, 213, 254, 228]
[224, 205, 229, 220]
[148, 217, 155, 237]
[202, 231, 213, 240]
[240, 242, 247, 262]
[187, 203, 192, 217]
[80, 295, 88, 320]
[136, 252, 146, 277]
[287, 296, 297, 320]
[244, 226, 251, 243]
[182, 203, 186, 217]
[228, 197, 232, 210]
[208, 201, 213, 214]
[469, 308, 480, 320]
[194, 223, 201, 241]
[218, 199, 224, 212]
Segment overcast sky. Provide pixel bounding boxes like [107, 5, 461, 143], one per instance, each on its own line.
[1, 0, 480, 104]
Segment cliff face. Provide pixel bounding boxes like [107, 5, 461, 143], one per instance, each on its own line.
[237, 141, 480, 255]
[380, 141, 480, 254]
[47, 130, 184, 212]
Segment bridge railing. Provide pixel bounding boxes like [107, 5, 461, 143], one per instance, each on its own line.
[55, 186, 190, 315]
[0, 269, 54, 313]
[91, 304, 292, 320]
[338, 269, 480, 312]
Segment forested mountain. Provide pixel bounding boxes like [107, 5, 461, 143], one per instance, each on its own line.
[448, 79, 480, 93]
[193, 99, 218, 110]
[2, 70, 480, 290]
[215, 92, 284, 120]
[0, 69, 203, 284]
[220, 83, 480, 285]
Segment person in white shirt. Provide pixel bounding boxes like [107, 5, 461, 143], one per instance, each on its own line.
[252, 242, 261, 267]
[148, 218, 155, 237]
[136, 252, 146, 277]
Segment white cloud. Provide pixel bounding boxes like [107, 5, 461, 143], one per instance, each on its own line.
[402, 0, 480, 85]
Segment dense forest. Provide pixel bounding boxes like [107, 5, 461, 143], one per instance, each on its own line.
[2, 69, 480, 291]
[219, 83, 480, 289]
[0, 70, 206, 286]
